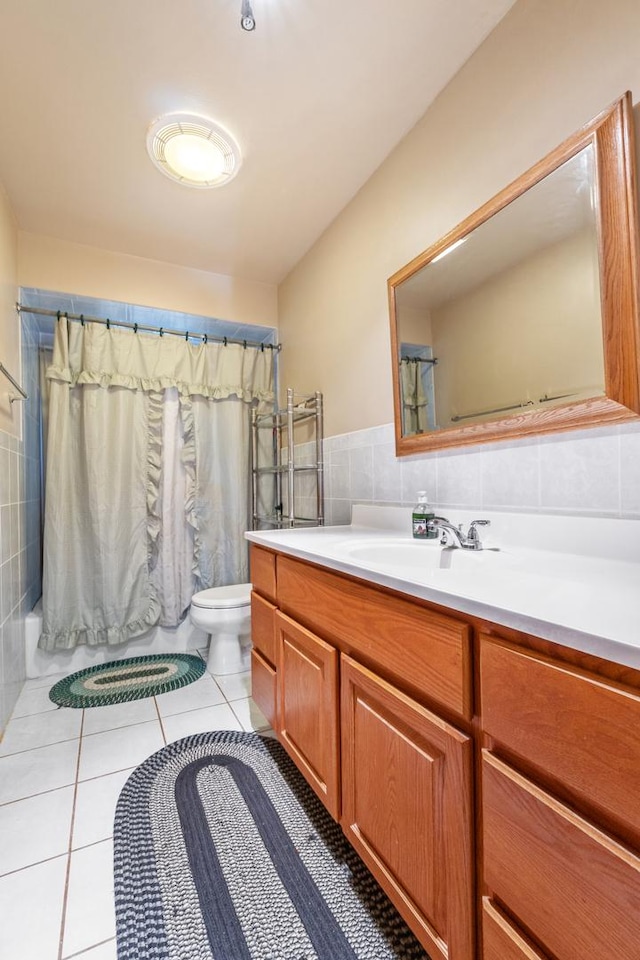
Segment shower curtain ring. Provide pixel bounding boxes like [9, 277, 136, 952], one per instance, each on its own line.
[106, 318, 110, 330]
[243, 339, 247, 349]
[134, 323, 138, 333]
[203, 333, 208, 344]
[260, 343, 264, 352]
[56, 310, 61, 320]
[159, 327, 163, 337]
[185, 331, 189, 341]
[80, 314, 84, 326]
[224, 337, 228, 347]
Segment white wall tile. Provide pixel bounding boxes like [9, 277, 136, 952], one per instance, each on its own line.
[539, 430, 620, 514]
[480, 442, 540, 510]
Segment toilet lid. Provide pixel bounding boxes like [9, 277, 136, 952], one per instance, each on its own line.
[191, 583, 252, 610]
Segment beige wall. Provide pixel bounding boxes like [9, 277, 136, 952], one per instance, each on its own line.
[278, 0, 640, 437]
[18, 232, 278, 330]
[431, 230, 603, 425]
[0, 181, 19, 436]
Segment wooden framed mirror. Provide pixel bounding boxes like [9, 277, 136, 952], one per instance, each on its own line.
[389, 92, 640, 454]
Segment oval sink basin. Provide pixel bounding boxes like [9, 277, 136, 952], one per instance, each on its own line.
[335, 537, 507, 575]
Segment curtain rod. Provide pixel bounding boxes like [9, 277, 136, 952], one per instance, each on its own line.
[17, 304, 281, 352]
[400, 355, 438, 365]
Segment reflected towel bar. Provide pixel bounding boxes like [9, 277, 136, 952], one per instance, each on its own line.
[0, 362, 27, 402]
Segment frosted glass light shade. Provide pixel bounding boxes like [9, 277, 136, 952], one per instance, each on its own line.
[147, 114, 242, 188]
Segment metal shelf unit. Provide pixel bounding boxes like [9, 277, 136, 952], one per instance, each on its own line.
[251, 388, 324, 529]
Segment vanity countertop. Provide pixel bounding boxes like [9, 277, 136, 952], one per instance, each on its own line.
[246, 506, 640, 671]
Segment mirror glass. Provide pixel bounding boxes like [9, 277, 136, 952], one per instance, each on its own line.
[389, 94, 640, 453]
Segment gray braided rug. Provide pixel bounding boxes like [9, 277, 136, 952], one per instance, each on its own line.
[114, 730, 428, 960]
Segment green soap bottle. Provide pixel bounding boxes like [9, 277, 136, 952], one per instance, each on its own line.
[412, 491, 436, 539]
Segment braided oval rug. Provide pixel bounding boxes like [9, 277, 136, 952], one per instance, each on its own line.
[114, 730, 428, 960]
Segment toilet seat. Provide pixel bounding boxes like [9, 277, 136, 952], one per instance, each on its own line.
[191, 583, 252, 610]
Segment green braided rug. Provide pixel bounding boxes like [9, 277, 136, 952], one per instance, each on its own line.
[49, 653, 206, 708]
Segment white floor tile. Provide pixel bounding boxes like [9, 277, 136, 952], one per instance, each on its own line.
[11, 684, 59, 719]
[0, 706, 83, 756]
[155, 674, 225, 718]
[20, 671, 69, 692]
[0, 785, 74, 875]
[0, 855, 67, 960]
[0, 738, 80, 804]
[72, 939, 118, 959]
[230, 696, 271, 733]
[82, 697, 158, 736]
[78, 720, 164, 782]
[73, 768, 134, 850]
[213, 670, 251, 701]
[63, 839, 115, 958]
[162, 702, 243, 744]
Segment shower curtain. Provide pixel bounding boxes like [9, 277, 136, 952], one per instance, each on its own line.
[40, 317, 274, 650]
[400, 358, 428, 434]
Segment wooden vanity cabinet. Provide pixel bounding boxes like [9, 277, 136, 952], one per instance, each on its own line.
[249, 546, 476, 960]
[480, 634, 640, 960]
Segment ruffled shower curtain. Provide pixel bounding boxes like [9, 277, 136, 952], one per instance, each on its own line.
[400, 358, 428, 435]
[40, 317, 274, 650]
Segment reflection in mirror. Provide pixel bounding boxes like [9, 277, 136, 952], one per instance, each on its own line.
[389, 94, 640, 454]
[396, 147, 602, 432]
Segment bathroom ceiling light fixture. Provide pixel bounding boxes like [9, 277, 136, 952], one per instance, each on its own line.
[240, 0, 256, 31]
[146, 113, 242, 188]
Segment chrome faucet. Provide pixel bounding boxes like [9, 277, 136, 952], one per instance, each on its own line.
[427, 517, 491, 550]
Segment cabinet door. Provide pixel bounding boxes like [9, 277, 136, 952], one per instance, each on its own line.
[250, 649, 277, 730]
[482, 899, 550, 960]
[276, 611, 340, 819]
[482, 750, 640, 960]
[341, 655, 474, 960]
[251, 592, 278, 666]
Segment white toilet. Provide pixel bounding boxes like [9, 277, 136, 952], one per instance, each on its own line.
[189, 583, 252, 675]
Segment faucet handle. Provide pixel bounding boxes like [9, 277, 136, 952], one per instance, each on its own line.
[467, 519, 490, 547]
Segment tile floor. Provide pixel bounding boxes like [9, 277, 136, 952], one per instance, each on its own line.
[0, 651, 271, 959]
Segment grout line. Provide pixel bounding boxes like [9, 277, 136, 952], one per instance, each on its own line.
[152, 696, 168, 746]
[0, 850, 69, 880]
[63, 937, 117, 959]
[0, 731, 83, 761]
[0, 779, 76, 808]
[57, 710, 85, 960]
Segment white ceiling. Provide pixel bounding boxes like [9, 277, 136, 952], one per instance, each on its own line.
[0, 0, 517, 285]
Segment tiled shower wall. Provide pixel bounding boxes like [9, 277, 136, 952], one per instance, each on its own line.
[0, 318, 42, 731]
[321, 420, 640, 526]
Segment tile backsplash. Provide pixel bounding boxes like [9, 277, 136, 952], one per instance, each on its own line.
[321, 421, 640, 526]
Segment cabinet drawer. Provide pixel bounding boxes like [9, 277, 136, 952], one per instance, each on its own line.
[482, 751, 640, 960]
[481, 636, 640, 837]
[277, 611, 340, 819]
[482, 899, 549, 960]
[341, 655, 474, 960]
[251, 592, 277, 665]
[278, 555, 472, 718]
[249, 545, 277, 602]
[250, 649, 277, 730]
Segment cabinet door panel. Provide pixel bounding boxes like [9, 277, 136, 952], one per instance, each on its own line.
[251, 592, 277, 665]
[250, 649, 277, 730]
[341, 655, 474, 960]
[482, 750, 640, 960]
[277, 611, 340, 819]
[481, 636, 640, 838]
[482, 899, 549, 960]
[249, 544, 277, 602]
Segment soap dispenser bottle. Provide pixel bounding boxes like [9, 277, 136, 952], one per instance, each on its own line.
[412, 491, 436, 539]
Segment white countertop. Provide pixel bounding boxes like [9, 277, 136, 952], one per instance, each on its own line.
[246, 505, 640, 670]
